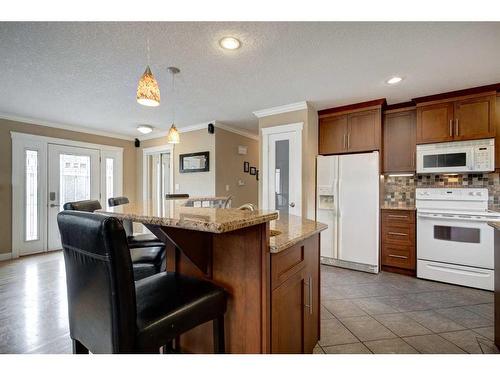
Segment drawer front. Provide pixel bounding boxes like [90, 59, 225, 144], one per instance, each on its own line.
[382, 225, 415, 246]
[382, 243, 415, 270]
[271, 243, 306, 290]
[381, 210, 415, 226]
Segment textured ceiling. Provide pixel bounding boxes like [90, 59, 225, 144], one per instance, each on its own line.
[1, 22, 499, 138]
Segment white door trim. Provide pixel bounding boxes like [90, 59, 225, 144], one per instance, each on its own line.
[11, 131, 123, 258]
[261, 122, 303, 214]
[142, 144, 174, 203]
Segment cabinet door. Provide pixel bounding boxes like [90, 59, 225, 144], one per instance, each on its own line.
[383, 110, 416, 173]
[454, 95, 495, 140]
[347, 109, 380, 152]
[303, 235, 320, 353]
[416, 102, 454, 144]
[319, 115, 347, 155]
[271, 269, 305, 353]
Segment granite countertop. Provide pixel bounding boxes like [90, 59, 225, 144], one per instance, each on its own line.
[99, 200, 278, 234]
[269, 214, 328, 253]
[380, 204, 416, 211]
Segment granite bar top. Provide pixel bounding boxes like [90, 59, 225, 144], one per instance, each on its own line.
[99, 200, 278, 234]
[380, 204, 416, 211]
[269, 214, 328, 253]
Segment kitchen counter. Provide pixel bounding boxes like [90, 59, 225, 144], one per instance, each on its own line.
[381, 204, 416, 211]
[269, 214, 328, 253]
[99, 200, 278, 233]
[489, 222, 500, 231]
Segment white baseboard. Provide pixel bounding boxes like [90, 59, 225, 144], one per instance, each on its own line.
[0, 253, 13, 262]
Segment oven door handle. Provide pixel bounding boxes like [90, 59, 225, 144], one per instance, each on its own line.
[417, 213, 499, 223]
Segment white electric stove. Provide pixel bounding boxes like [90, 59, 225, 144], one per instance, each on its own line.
[416, 188, 500, 290]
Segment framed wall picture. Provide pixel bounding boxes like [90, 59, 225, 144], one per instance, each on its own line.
[179, 151, 209, 173]
[249, 166, 257, 175]
[243, 161, 250, 173]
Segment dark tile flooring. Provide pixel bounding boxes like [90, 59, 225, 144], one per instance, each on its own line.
[0, 251, 498, 354]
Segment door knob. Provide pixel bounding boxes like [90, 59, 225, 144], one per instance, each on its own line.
[289, 202, 295, 208]
[49, 203, 60, 208]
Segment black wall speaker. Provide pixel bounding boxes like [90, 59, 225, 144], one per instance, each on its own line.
[208, 123, 215, 134]
[134, 138, 140, 147]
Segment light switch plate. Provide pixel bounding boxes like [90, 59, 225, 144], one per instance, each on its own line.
[175, 184, 180, 191]
[238, 146, 248, 155]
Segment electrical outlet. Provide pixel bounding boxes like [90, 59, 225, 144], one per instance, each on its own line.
[175, 184, 180, 191]
[225, 185, 230, 192]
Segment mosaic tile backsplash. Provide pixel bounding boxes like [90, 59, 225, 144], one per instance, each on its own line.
[382, 173, 500, 210]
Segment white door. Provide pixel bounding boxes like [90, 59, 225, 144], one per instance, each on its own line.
[262, 124, 302, 216]
[338, 152, 379, 267]
[47, 144, 100, 251]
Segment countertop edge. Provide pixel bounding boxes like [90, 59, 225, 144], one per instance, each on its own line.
[270, 223, 328, 253]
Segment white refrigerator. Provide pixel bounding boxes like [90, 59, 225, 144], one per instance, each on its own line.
[316, 152, 380, 273]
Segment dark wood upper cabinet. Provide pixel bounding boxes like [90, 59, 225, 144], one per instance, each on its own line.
[416, 102, 454, 143]
[318, 115, 347, 154]
[347, 109, 381, 152]
[383, 109, 416, 173]
[416, 93, 496, 144]
[454, 95, 495, 140]
[318, 99, 384, 155]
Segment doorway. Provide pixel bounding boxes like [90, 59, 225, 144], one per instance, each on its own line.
[261, 123, 302, 216]
[11, 132, 123, 257]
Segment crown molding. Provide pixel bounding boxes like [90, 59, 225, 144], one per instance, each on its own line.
[0, 112, 135, 141]
[252, 101, 308, 118]
[215, 122, 259, 141]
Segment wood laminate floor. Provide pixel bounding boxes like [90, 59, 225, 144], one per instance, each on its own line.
[0, 251, 498, 354]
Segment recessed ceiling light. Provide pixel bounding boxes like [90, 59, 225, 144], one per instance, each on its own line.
[386, 76, 403, 85]
[137, 125, 153, 134]
[219, 37, 241, 50]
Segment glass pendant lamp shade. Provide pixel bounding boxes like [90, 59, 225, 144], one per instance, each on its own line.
[136, 66, 160, 107]
[167, 124, 180, 144]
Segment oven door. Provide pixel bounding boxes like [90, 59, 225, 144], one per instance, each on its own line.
[416, 147, 472, 173]
[417, 213, 494, 269]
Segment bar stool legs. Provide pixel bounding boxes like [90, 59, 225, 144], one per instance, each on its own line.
[72, 339, 89, 354]
[213, 315, 225, 354]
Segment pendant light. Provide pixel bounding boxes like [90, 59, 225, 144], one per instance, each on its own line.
[167, 67, 180, 144]
[136, 38, 160, 107]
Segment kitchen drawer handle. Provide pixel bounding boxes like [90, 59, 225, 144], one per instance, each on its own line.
[388, 231, 408, 236]
[387, 214, 408, 219]
[388, 254, 408, 259]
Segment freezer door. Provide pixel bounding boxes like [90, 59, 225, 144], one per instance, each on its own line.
[338, 152, 379, 267]
[316, 155, 338, 259]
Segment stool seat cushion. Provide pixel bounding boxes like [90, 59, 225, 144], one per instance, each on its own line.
[135, 272, 226, 350]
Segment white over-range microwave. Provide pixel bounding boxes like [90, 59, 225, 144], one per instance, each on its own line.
[416, 138, 495, 174]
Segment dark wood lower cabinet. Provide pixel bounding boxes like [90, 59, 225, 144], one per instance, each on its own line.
[270, 234, 320, 353]
[381, 209, 416, 276]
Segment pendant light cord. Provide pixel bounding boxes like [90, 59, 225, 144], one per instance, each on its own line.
[172, 71, 176, 125]
[146, 37, 151, 65]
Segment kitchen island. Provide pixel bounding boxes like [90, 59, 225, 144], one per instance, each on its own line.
[100, 201, 327, 354]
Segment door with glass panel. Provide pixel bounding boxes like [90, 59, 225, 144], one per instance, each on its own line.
[47, 144, 100, 251]
[267, 131, 301, 216]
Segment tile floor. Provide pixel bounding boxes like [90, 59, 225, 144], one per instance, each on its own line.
[0, 252, 498, 354]
[315, 265, 498, 354]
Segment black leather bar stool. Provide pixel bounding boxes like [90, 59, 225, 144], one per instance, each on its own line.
[108, 196, 166, 280]
[63, 199, 163, 281]
[57, 210, 227, 354]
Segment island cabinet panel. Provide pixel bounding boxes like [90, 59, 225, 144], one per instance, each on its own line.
[270, 234, 320, 353]
[416, 93, 496, 144]
[383, 109, 416, 173]
[318, 99, 384, 155]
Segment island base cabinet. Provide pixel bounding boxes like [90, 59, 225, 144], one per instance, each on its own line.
[270, 234, 320, 353]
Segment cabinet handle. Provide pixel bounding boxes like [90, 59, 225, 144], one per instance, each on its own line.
[388, 231, 408, 236]
[388, 254, 408, 259]
[343, 133, 347, 149]
[455, 119, 459, 136]
[449, 120, 453, 136]
[412, 150, 415, 168]
[388, 214, 407, 219]
[347, 133, 350, 149]
[304, 276, 313, 315]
